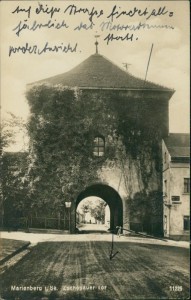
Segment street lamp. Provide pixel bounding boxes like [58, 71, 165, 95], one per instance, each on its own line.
[65, 200, 72, 233]
[65, 201, 72, 208]
[62, 186, 72, 232]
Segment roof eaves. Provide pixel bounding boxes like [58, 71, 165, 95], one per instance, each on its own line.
[73, 86, 174, 92]
[171, 156, 190, 162]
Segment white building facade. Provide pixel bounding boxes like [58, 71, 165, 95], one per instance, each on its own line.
[162, 134, 190, 240]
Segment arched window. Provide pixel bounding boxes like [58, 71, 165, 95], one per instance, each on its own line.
[93, 136, 105, 157]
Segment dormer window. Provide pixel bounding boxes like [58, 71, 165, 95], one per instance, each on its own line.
[93, 137, 105, 157]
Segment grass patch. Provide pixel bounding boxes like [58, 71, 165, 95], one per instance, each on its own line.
[0, 239, 30, 265]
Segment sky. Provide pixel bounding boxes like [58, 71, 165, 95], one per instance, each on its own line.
[1, 1, 190, 151]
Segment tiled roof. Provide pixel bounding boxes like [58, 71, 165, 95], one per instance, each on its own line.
[31, 54, 174, 91]
[164, 133, 190, 158]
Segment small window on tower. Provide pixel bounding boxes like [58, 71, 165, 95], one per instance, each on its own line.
[93, 137, 105, 157]
[183, 216, 190, 230]
[184, 178, 190, 193]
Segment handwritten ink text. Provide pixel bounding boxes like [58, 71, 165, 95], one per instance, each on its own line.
[36, 3, 60, 19]
[107, 5, 172, 22]
[9, 42, 78, 57]
[64, 4, 103, 22]
[107, 5, 149, 22]
[104, 33, 136, 45]
[12, 5, 32, 19]
[74, 22, 94, 31]
[100, 21, 174, 32]
[13, 19, 69, 37]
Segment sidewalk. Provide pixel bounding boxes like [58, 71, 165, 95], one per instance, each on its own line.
[1, 231, 189, 248]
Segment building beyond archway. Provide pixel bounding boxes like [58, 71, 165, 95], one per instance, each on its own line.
[74, 184, 123, 233]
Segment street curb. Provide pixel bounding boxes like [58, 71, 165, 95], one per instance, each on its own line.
[0, 242, 31, 265]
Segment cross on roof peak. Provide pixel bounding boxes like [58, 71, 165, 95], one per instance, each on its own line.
[122, 63, 131, 72]
[94, 34, 100, 54]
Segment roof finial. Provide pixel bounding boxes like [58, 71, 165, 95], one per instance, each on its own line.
[94, 34, 100, 54]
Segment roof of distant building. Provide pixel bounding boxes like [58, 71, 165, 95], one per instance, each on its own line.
[29, 54, 174, 92]
[164, 133, 190, 160]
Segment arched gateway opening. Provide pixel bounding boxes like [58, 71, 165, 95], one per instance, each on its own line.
[75, 184, 123, 233]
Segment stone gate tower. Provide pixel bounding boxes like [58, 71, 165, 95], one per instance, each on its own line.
[28, 50, 174, 234]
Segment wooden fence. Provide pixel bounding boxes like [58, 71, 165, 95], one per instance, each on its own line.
[5, 216, 70, 230]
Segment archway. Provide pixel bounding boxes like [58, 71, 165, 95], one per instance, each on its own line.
[75, 184, 123, 233]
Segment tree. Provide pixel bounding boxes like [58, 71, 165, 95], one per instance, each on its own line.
[1, 113, 27, 151]
[77, 198, 106, 224]
[89, 200, 105, 223]
[129, 191, 163, 234]
[1, 113, 28, 227]
[81, 204, 89, 214]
